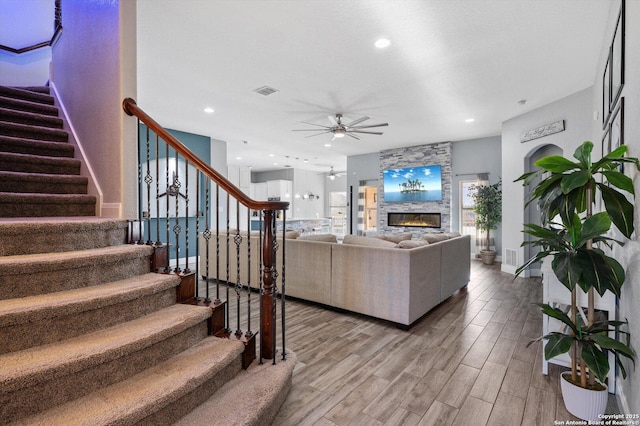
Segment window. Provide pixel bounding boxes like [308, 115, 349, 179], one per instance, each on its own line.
[460, 180, 478, 236]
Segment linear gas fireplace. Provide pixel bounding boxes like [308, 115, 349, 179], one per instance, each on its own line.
[388, 212, 441, 228]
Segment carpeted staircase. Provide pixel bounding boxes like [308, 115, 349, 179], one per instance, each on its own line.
[0, 86, 294, 425]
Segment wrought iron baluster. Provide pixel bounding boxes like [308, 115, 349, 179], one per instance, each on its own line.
[203, 179, 211, 303]
[173, 152, 181, 273]
[154, 134, 161, 245]
[234, 200, 242, 337]
[194, 170, 200, 300]
[144, 126, 152, 244]
[225, 192, 231, 333]
[164, 143, 170, 272]
[281, 209, 286, 361]
[215, 184, 220, 304]
[246, 207, 252, 338]
[184, 160, 190, 274]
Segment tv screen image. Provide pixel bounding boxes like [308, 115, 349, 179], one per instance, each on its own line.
[383, 165, 442, 202]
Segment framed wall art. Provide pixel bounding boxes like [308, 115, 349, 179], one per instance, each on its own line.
[610, 97, 624, 171]
[602, 50, 611, 130]
[611, 0, 625, 108]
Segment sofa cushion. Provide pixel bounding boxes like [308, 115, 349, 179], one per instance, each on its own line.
[397, 239, 431, 249]
[422, 233, 450, 243]
[446, 232, 462, 238]
[377, 232, 413, 243]
[285, 230, 300, 239]
[342, 235, 398, 248]
[297, 233, 337, 243]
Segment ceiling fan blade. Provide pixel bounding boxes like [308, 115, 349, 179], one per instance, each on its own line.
[292, 129, 332, 132]
[299, 121, 332, 129]
[344, 116, 369, 127]
[304, 131, 331, 138]
[350, 130, 384, 135]
[328, 115, 339, 126]
[331, 134, 338, 141]
[345, 133, 360, 140]
[350, 123, 388, 129]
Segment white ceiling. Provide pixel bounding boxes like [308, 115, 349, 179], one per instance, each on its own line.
[136, 0, 611, 173]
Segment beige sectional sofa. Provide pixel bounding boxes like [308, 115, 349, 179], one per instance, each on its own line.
[199, 232, 470, 327]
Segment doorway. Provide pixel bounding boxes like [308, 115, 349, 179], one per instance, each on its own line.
[524, 144, 562, 275]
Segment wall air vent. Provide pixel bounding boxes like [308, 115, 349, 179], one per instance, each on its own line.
[253, 86, 279, 96]
[505, 248, 518, 267]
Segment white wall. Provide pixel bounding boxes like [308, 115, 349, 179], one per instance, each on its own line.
[292, 168, 325, 219]
[594, 0, 640, 415]
[50, 0, 137, 218]
[501, 87, 593, 275]
[451, 136, 502, 254]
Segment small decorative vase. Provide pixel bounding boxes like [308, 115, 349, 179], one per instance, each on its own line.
[480, 249, 496, 265]
[560, 372, 608, 422]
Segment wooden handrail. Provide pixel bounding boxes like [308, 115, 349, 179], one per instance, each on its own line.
[123, 97, 289, 212]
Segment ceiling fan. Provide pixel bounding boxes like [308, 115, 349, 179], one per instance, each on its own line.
[327, 166, 346, 180]
[293, 113, 388, 141]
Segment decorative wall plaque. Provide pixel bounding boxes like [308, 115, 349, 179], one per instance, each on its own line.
[521, 120, 565, 143]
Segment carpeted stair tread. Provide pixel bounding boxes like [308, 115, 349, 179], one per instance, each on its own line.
[0, 244, 153, 298]
[0, 273, 181, 354]
[0, 120, 68, 142]
[10, 336, 244, 426]
[0, 86, 54, 105]
[0, 170, 88, 194]
[0, 151, 81, 175]
[0, 304, 214, 394]
[0, 272, 180, 328]
[0, 106, 64, 128]
[0, 217, 129, 255]
[0, 192, 96, 218]
[0, 95, 59, 116]
[176, 351, 297, 426]
[0, 244, 152, 275]
[0, 134, 74, 157]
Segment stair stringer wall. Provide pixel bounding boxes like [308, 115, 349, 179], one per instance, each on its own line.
[50, 82, 108, 217]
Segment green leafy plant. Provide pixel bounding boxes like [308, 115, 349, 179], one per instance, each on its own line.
[470, 179, 502, 251]
[515, 141, 638, 389]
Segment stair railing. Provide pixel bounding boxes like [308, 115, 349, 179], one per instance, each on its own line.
[123, 98, 289, 364]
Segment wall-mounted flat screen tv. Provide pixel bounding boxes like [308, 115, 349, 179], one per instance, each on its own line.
[382, 165, 442, 202]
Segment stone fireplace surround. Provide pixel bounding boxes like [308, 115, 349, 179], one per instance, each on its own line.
[379, 142, 452, 236]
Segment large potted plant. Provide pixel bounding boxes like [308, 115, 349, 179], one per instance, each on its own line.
[515, 141, 638, 421]
[471, 179, 502, 265]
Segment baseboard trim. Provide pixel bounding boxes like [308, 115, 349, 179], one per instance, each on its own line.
[616, 376, 630, 414]
[101, 203, 122, 218]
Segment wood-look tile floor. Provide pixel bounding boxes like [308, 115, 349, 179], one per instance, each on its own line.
[197, 260, 618, 425]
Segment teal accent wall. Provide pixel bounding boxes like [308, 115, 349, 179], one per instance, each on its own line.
[137, 124, 212, 262]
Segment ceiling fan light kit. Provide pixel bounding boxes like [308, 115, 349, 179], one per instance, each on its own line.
[293, 113, 388, 141]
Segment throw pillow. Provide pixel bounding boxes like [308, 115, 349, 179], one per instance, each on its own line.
[397, 239, 431, 249]
[377, 232, 413, 243]
[285, 230, 300, 239]
[342, 235, 398, 248]
[422, 233, 450, 243]
[297, 233, 337, 243]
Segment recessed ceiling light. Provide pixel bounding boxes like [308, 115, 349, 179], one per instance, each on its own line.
[324, 143, 332, 148]
[375, 38, 391, 48]
[204, 107, 214, 114]
[465, 118, 475, 123]
[273, 162, 278, 165]
[269, 154, 275, 157]
[235, 156, 242, 160]
[303, 159, 309, 163]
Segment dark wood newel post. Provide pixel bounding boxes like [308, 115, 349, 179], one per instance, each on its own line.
[261, 209, 276, 359]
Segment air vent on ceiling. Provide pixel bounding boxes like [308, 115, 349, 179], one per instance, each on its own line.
[254, 86, 279, 96]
